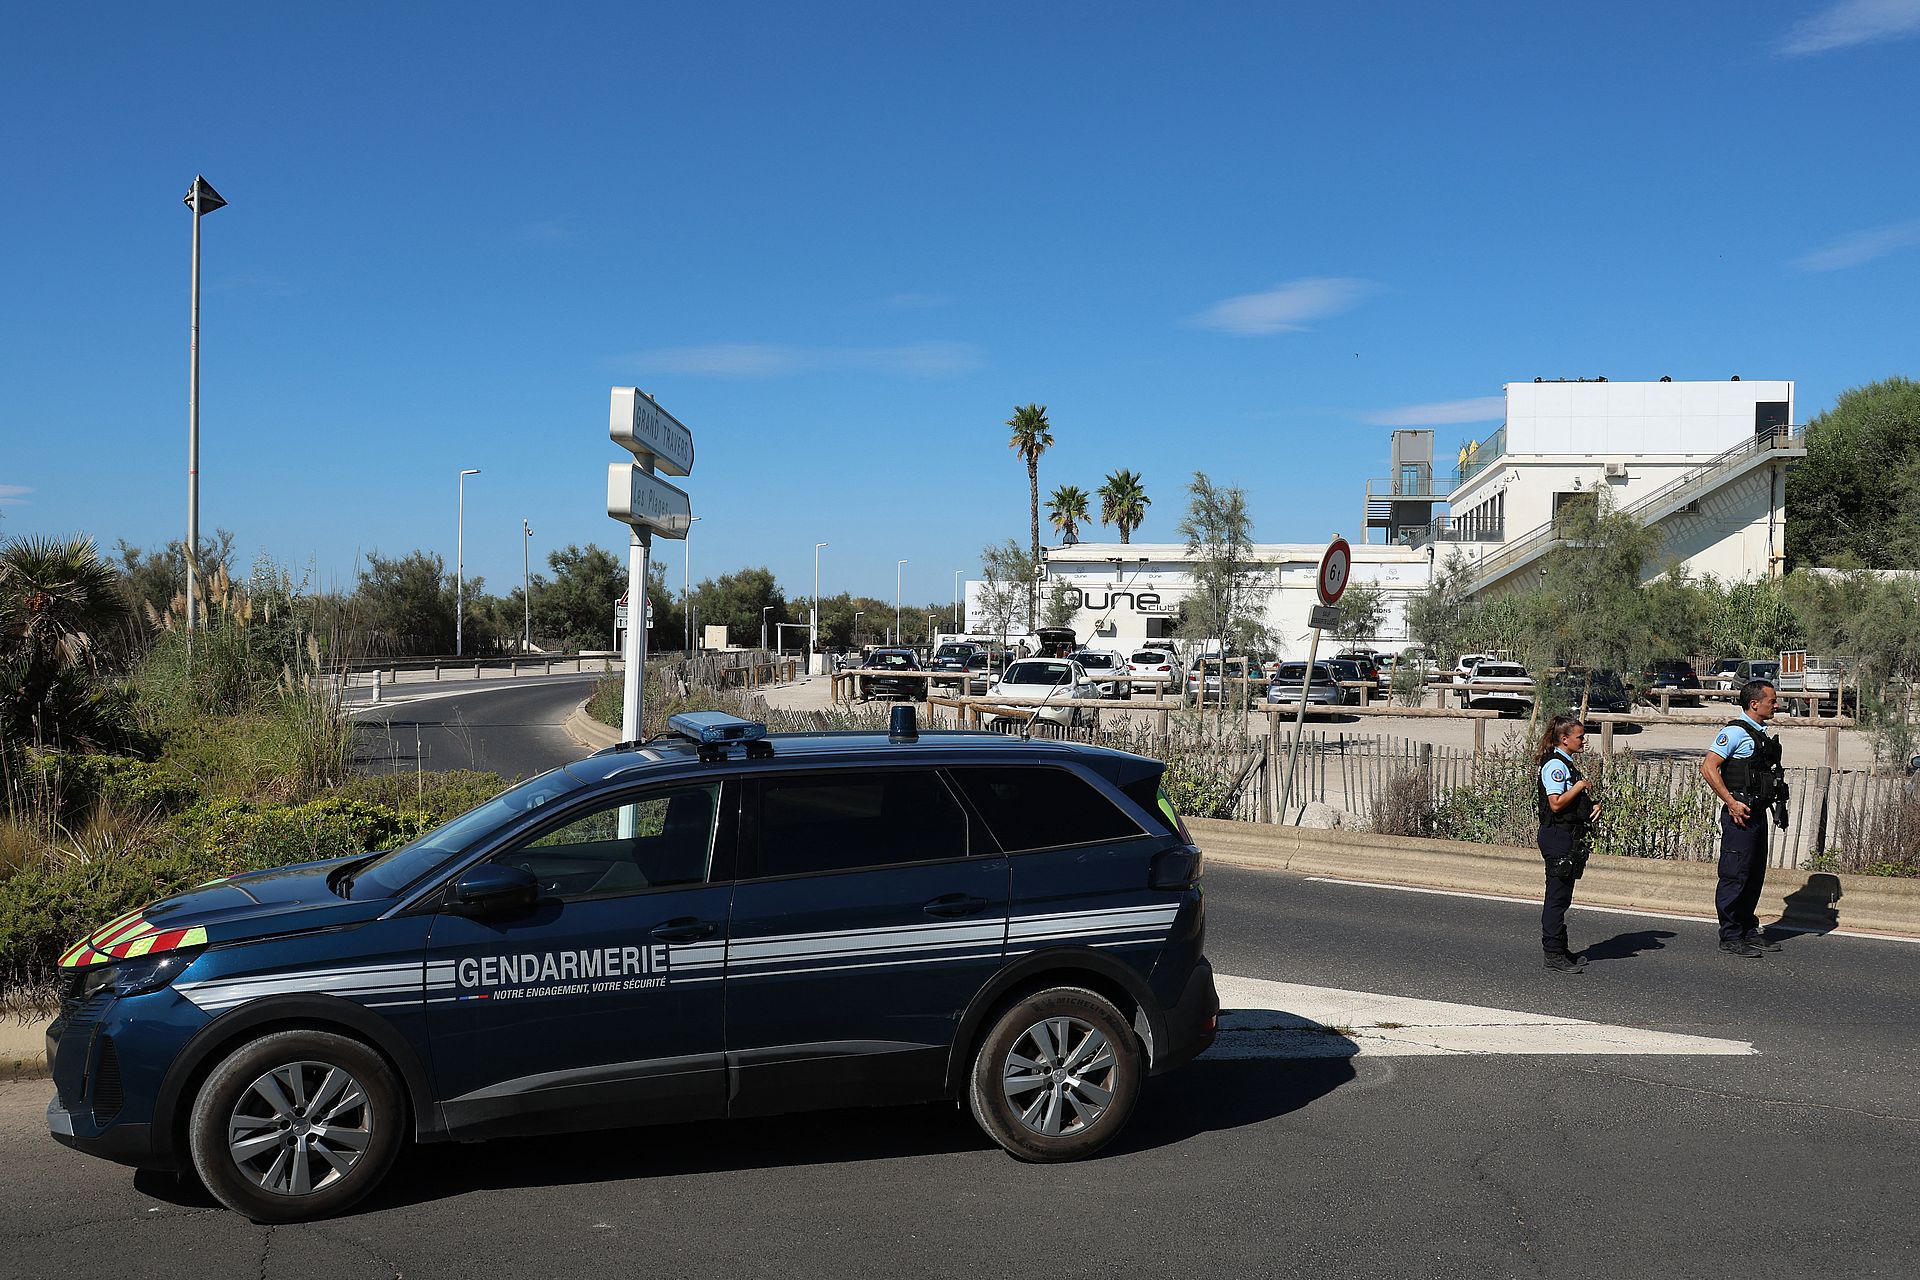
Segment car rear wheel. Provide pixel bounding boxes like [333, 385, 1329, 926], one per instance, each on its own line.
[968, 987, 1141, 1162]
[188, 1029, 404, 1222]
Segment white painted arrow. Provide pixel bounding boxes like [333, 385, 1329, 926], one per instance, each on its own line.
[1207, 975, 1756, 1059]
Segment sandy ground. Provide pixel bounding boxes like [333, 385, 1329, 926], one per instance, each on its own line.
[756, 675, 1876, 769]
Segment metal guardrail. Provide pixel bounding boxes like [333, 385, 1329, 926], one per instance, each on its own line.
[1460, 428, 1804, 592]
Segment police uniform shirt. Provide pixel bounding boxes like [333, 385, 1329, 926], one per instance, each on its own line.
[1540, 752, 1574, 798]
[1710, 712, 1767, 761]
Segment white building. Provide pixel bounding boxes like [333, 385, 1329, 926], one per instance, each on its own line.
[968, 542, 1431, 660]
[1364, 378, 1803, 594]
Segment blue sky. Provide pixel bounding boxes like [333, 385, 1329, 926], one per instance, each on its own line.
[3, 1, 1917, 606]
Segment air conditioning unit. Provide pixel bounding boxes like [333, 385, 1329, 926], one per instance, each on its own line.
[1603, 462, 1627, 477]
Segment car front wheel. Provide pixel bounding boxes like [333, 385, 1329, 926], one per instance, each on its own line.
[188, 1029, 404, 1222]
[968, 987, 1142, 1161]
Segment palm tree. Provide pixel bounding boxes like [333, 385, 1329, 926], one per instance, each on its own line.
[1098, 469, 1152, 543]
[0, 534, 130, 746]
[1005, 403, 1053, 629]
[1046, 484, 1091, 545]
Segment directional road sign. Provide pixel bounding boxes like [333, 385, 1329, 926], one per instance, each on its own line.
[608, 463, 693, 539]
[609, 387, 695, 477]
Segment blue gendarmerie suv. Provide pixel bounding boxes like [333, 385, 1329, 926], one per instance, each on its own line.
[47, 710, 1218, 1222]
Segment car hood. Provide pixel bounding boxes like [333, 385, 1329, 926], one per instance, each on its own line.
[58, 854, 385, 969]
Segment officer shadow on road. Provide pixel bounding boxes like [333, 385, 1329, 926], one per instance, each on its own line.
[1772, 873, 1843, 941]
[1577, 929, 1676, 963]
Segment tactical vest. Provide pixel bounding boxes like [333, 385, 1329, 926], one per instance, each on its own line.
[1719, 720, 1783, 798]
[1535, 750, 1593, 829]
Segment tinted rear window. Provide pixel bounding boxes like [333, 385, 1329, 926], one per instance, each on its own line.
[756, 771, 966, 877]
[1131, 651, 1168, 663]
[950, 767, 1145, 852]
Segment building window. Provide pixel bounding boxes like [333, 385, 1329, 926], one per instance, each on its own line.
[1553, 490, 1597, 534]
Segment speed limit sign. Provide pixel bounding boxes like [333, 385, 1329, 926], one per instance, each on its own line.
[1317, 537, 1352, 606]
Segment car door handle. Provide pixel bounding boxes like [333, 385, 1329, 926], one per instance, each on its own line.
[650, 918, 718, 942]
[923, 894, 989, 918]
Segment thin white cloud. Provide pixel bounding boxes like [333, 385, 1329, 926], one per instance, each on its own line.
[1188, 277, 1376, 335]
[1778, 0, 1920, 54]
[0, 484, 32, 504]
[625, 341, 984, 378]
[1793, 220, 1920, 270]
[1363, 396, 1507, 427]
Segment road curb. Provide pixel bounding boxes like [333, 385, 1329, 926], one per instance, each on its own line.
[566, 700, 619, 751]
[1187, 818, 1920, 939]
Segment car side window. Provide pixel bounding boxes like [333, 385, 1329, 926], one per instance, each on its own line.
[949, 767, 1146, 853]
[753, 770, 967, 878]
[499, 783, 720, 900]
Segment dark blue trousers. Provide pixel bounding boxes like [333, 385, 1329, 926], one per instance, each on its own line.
[1716, 808, 1769, 942]
[1541, 872, 1576, 956]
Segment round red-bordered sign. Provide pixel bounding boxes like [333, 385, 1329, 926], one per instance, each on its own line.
[1317, 537, 1352, 606]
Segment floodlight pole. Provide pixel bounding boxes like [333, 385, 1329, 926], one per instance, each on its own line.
[521, 519, 533, 652]
[896, 559, 907, 644]
[183, 176, 226, 632]
[456, 469, 480, 656]
[684, 515, 701, 655]
[813, 542, 828, 668]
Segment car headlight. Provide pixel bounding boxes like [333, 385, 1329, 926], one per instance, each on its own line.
[75, 950, 203, 1001]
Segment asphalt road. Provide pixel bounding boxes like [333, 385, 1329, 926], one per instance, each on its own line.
[347, 673, 605, 781]
[4, 866, 1915, 1280]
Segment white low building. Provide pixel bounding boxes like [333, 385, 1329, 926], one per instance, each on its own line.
[966, 542, 1431, 661]
[1364, 378, 1804, 594]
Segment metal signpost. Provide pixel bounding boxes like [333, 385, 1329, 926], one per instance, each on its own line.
[608, 387, 696, 752]
[1278, 536, 1351, 822]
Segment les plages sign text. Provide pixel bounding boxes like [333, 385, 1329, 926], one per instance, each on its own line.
[1064, 587, 1176, 616]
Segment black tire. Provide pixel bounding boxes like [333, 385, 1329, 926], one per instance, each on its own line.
[188, 1029, 405, 1223]
[968, 986, 1141, 1162]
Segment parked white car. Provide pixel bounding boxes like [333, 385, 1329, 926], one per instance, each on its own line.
[1127, 648, 1180, 696]
[1069, 649, 1132, 699]
[1465, 661, 1534, 714]
[1452, 653, 1501, 685]
[984, 659, 1100, 728]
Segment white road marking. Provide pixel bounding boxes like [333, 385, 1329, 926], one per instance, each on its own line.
[1206, 974, 1757, 1059]
[1300, 875, 1919, 945]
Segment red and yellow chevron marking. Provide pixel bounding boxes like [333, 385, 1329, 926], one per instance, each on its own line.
[59, 911, 208, 969]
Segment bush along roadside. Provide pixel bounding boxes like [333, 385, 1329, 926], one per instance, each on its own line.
[0, 764, 511, 1010]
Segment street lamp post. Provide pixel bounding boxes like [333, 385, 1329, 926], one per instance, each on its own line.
[895, 559, 908, 644]
[812, 542, 828, 669]
[761, 605, 775, 653]
[521, 519, 533, 653]
[853, 611, 864, 648]
[456, 468, 480, 657]
[183, 175, 226, 633]
[953, 569, 962, 636]
[682, 514, 701, 656]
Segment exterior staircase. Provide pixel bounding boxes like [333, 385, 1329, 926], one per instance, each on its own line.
[1457, 428, 1805, 595]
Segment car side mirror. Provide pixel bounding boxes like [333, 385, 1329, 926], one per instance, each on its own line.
[449, 864, 540, 917]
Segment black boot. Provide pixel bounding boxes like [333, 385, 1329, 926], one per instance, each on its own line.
[1544, 951, 1585, 973]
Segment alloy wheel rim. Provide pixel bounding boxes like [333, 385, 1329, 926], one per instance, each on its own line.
[226, 1060, 373, 1196]
[1003, 1015, 1117, 1137]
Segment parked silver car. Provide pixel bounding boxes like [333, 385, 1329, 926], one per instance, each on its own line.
[1265, 661, 1344, 712]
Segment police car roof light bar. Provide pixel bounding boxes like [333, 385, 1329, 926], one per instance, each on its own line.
[667, 711, 768, 746]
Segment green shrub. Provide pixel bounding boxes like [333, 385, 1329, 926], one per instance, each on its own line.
[329, 770, 510, 824]
[27, 753, 199, 823]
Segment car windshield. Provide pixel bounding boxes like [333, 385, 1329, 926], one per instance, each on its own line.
[934, 645, 971, 662]
[343, 768, 585, 899]
[1073, 653, 1118, 669]
[1003, 661, 1072, 686]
